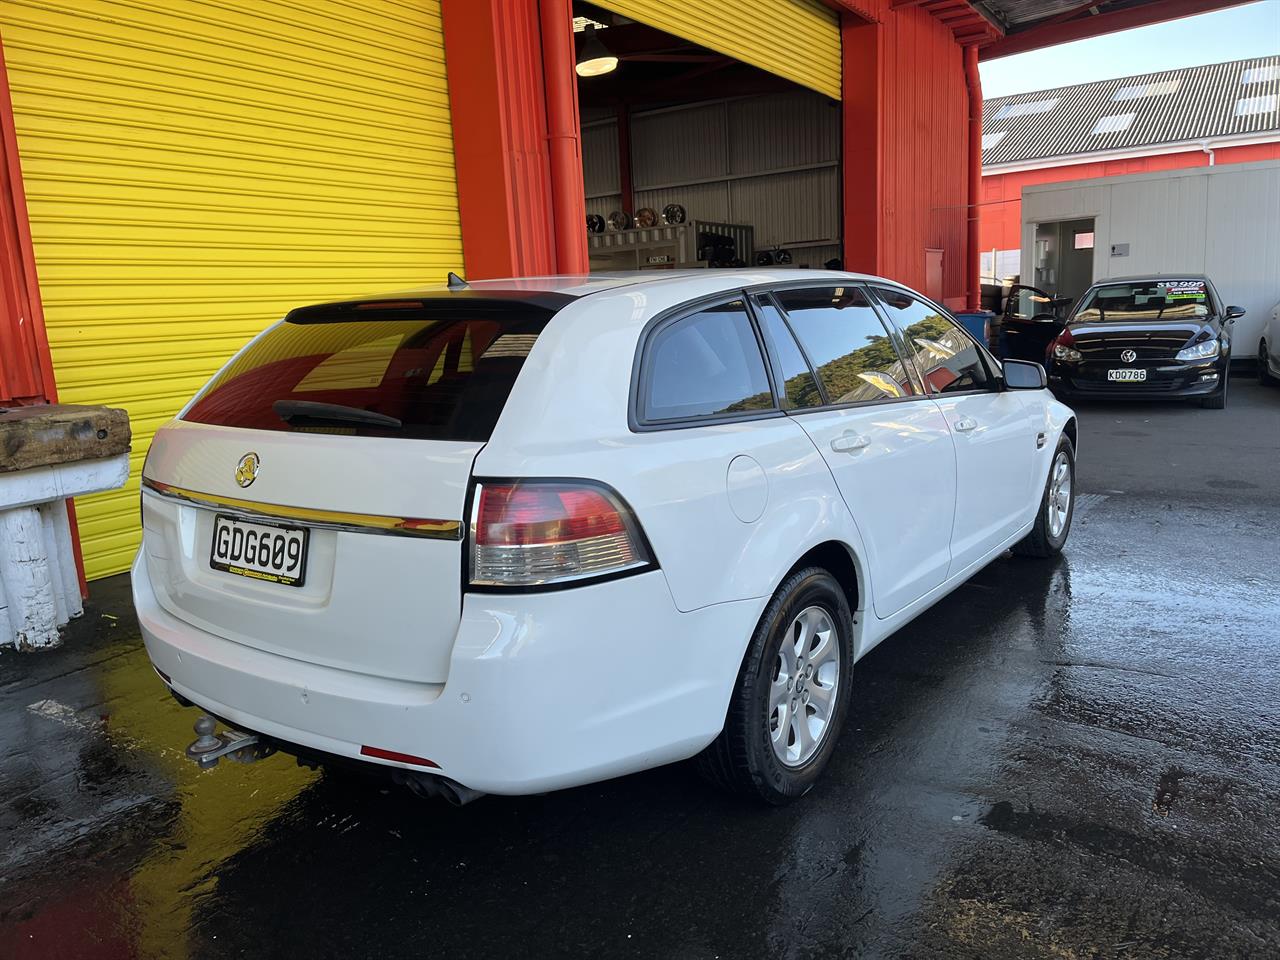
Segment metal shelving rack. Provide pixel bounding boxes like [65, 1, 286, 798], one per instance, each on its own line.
[586, 220, 754, 271]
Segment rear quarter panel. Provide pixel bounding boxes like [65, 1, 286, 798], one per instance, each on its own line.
[474, 283, 873, 617]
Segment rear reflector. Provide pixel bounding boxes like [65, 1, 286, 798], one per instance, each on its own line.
[360, 745, 441, 768]
[470, 480, 651, 587]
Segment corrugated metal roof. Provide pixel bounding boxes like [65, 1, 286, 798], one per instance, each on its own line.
[982, 56, 1280, 166]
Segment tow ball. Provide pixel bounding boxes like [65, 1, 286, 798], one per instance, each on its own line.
[185, 714, 277, 769]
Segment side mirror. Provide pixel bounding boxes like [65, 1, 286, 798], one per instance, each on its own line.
[1003, 359, 1047, 390]
[1225, 305, 1246, 321]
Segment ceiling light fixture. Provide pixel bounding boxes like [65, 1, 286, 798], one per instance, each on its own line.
[576, 26, 618, 77]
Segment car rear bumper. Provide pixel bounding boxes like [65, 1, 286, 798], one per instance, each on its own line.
[1047, 360, 1225, 399]
[132, 551, 763, 795]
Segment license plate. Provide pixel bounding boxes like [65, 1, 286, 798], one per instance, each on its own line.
[1107, 368, 1147, 382]
[210, 515, 308, 587]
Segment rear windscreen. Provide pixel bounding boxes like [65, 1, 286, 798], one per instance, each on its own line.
[183, 303, 555, 441]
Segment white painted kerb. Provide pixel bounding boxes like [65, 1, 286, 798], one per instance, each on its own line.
[0, 453, 129, 650]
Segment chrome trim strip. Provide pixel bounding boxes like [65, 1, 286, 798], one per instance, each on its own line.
[141, 478, 463, 541]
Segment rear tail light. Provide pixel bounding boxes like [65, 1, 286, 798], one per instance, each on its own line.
[469, 480, 652, 588]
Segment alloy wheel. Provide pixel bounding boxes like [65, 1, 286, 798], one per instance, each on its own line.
[769, 605, 841, 767]
[1047, 450, 1072, 539]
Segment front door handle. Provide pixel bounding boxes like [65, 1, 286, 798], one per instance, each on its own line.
[830, 431, 871, 453]
[953, 417, 978, 432]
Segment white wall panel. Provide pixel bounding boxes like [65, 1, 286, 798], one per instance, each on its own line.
[1021, 160, 1280, 350]
[1205, 164, 1280, 347]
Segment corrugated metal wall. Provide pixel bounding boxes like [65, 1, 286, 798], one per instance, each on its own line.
[879, 8, 969, 304]
[584, 91, 841, 267]
[0, 0, 463, 579]
[590, 0, 841, 101]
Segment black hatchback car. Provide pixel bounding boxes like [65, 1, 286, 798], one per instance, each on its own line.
[1044, 274, 1244, 409]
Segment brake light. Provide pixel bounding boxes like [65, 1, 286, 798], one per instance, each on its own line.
[469, 480, 652, 587]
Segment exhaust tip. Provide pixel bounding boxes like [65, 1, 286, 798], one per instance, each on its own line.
[391, 770, 485, 806]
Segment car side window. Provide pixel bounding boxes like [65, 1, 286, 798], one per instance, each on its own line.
[751, 295, 824, 409]
[641, 299, 775, 423]
[873, 287, 997, 395]
[774, 286, 917, 405]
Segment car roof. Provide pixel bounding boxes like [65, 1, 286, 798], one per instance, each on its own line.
[1091, 274, 1211, 285]
[378, 269, 877, 297]
[285, 269, 898, 321]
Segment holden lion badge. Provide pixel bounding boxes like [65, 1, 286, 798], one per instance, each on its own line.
[235, 452, 260, 488]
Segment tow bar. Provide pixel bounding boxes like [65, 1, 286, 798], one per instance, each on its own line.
[185, 714, 277, 769]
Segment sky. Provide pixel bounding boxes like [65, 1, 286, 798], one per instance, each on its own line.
[979, 0, 1280, 98]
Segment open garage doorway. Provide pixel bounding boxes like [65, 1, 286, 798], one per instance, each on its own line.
[572, 4, 842, 274]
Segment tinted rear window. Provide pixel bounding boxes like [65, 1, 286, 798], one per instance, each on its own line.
[183, 302, 555, 441]
[641, 300, 774, 422]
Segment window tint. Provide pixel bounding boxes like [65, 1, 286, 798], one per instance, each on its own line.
[873, 288, 996, 395]
[183, 302, 555, 441]
[753, 296, 823, 409]
[642, 300, 774, 422]
[774, 286, 915, 404]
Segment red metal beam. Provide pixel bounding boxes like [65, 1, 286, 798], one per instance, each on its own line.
[0, 34, 55, 405]
[539, 0, 589, 273]
[981, 0, 1256, 59]
[441, 0, 557, 278]
[963, 44, 982, 310]
[841, 15, 885, 275]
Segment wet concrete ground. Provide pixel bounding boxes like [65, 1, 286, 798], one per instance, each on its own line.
[2, 378, 1278, 960]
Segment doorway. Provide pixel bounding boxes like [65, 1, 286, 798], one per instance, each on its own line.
[574, 3, 842, 274]
[1032, 218, 1095, 303]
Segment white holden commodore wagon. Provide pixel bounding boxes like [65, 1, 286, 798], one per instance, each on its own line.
[134, 270, 1077, 805]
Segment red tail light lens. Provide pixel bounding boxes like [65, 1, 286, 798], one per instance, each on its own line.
[470, 480, 651, 587]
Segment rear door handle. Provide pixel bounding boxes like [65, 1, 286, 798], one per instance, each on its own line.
[953, 417, 978, 432]
[830, 432, 871, 453]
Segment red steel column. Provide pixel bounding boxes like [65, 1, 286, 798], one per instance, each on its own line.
[0, 34, 55, 404]
[539, 0, 589, 273]
[964, 44, 982, 310]
[840, 13, 885, 276]
[442, 0, 557, 278]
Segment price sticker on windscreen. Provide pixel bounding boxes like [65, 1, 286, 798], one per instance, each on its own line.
[1165, 281, 1206, 300]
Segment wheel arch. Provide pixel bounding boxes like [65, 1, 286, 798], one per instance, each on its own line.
[780, 539, 863, 619]
[1062, 416, 1078, 453]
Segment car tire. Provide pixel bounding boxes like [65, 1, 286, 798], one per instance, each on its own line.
[1013, 434, 1075, 559]
[696, 567, 854, 805]
[1260, 342, 1276, 387]
[1200, 373, 1228, 409]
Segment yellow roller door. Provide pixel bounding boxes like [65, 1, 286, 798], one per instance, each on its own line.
[592, 0, 841, 100]
[1, 0, 463, 579]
